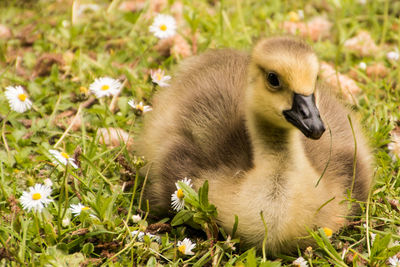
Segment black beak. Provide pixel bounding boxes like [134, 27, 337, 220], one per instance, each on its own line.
[283, 93, 325, 140]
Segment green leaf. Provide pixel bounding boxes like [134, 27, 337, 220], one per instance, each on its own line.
[178, 181, 198, 199]
[232, 215, 239, 238]
[308, 229, 347, 267]
[0, 150, 15, 167]
[56, 243, 68, 253]
[244, 248, 258, 267]
[259, 261, 281, 267]
[146, 256, 157, 267]
[82, 243, 94, 255]
[178, 180, 201, 209]
[198, 180, 209, 208]
[123, 11, 141, 24]
[182, 194, 201, 209]
[192, 211, 210, 225]
[192, 250, 212, 267]
[171, 210, 194, 226]
[371, 233, 392, 259]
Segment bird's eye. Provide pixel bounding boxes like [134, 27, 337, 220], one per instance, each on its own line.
[266, 72, 280, 88]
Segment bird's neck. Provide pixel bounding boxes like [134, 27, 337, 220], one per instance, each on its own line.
[246, 111, 305, 174]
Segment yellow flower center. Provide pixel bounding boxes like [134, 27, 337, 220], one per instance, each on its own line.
[32, 193, 42, 200]
[177, 189, 184, 199]
[178, 245, 186, 254]
[81, 206, 90, 211]
[323, 227, 333, 237]
[61, 152, 69, 159]
[156, 73, 162, 81]
[80, 86, 88, 94]
[136, 105, 144, 111]
[101, 85, 110, 91]
[288, 11, 300, 22]
[18, 93, 27, 102]
[159, 24, 167, 31]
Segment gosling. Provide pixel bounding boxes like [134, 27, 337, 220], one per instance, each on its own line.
[137, 37, 373, 255]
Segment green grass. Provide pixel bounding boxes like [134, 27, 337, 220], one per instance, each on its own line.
[0, 0, 399, 266]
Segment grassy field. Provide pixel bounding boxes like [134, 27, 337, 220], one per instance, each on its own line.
[0, 0, 400, 266]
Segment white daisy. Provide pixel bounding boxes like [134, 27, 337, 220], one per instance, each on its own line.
[388, 255, 400, 267]
[171, 177, 193, 211]
[20, 183, 53, 212]
[132, 214, 141, 223]
[293, 256, 308, 267]
[177, 238, 196, 255]
[49, 149, 78, 169]
[4, 85, 32, 113]
[171, 188, 185, 211]
[358, 61, 367, 70]
[387, 51, 399, 61]
[128, 99, 152, 113]
[150, 69, 171, 87]
[149, 14, 177, 39]
[70, 203, 91, 217]
[89, 77, 122, 98]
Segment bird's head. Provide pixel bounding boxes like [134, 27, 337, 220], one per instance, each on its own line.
[247, 37, 325, 140]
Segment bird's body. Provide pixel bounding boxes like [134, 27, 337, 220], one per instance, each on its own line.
[137, 37, 373, 255]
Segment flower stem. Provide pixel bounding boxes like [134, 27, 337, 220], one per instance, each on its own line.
[34, 212, 45, 251]
[54, 103, 83, 148]
[109, 79, 126, 113]
[1, 111, 10, 154]
[260, 211, 268, 262]
[57, 163, 69, 240]
[61, 164, 70, 220]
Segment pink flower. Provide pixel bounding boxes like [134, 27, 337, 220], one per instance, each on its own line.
[306, 17, 332, 41]
[282, 16, 332, 41]
[320, 62, 361, 104]
[343, 31, 378, 57]
[366, 63, 389, 80]
[154, 34, 192, 59]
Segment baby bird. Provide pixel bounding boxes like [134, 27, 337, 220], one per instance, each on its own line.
[137, 37, 373, 255]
